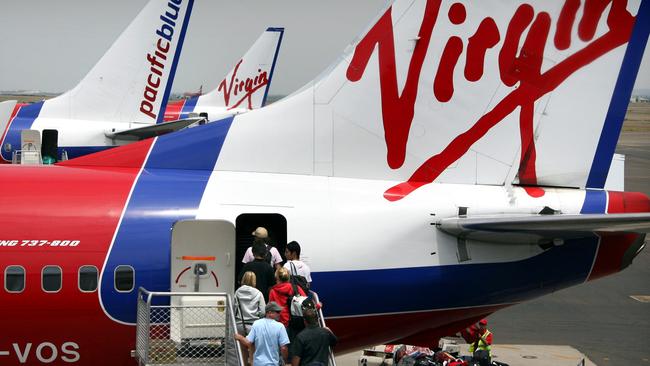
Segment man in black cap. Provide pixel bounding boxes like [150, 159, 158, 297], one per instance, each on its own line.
[235, 301, 290, 366]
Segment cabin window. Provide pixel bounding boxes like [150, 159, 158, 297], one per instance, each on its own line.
[79, 265, 98, 292]
[5, 266, 25, 293]
[114, 265, 134, 292]
[42, 266, 62, 293]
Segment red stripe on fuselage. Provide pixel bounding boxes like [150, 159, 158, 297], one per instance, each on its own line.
[326, 304, 508, 352]
[163, 100, 185, 122]
[59, 138, 155, 169]
[0, 140, 153, 365]
[588, 191, 650, 281]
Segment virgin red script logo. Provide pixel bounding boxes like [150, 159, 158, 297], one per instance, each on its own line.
[346, 0, 635, 201]
[218, 60, 269, 110]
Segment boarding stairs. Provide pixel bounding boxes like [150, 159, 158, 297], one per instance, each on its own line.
[134, 288, 245, 366]
[134, 288, 336, 366]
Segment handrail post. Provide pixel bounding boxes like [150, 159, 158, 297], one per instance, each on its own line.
[227, 293, 246, 366]
[310, 291, 337, 366]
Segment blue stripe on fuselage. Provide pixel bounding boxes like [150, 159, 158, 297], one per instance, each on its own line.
[580, 190, 607, 214]
[1, 101, 44, 161]
[312, 237, 598, 317]
[100, 118, 233, 323]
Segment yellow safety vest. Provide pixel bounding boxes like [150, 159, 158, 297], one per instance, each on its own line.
[468, 330, 492, 356]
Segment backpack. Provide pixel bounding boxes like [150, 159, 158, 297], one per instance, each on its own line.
[286, 276, 312, 330]
[288, 261, 310, 294]
[264, 244, 273, 265]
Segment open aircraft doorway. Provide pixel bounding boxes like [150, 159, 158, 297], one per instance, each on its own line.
[235, 213, 287, 276]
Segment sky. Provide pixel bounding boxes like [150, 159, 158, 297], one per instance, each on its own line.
[0, 0, 648, 96]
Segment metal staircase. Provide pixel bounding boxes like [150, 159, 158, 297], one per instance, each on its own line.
[134, 288, 336, 366]
[134, 288, 245, 366]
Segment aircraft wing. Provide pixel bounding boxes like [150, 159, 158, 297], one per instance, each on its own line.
[436, 213, 650, 245]
[105, 117, 204, 141]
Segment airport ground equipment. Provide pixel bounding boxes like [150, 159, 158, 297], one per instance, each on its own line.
[359, 346, 394, 366]
[134, 288, 244, 366]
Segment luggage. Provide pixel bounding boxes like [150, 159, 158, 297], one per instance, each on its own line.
[287, 278, 314, 331]
[472, 350, 490, 366]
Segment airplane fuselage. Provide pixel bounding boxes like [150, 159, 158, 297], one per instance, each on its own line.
[0, 102, 246, 163]
[0, 150, 646, 365]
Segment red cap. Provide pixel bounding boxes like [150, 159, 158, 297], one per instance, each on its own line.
[479, 319, 488, 326]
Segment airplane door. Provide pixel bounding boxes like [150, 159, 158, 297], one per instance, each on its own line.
[171, 220, 236, 294]
[169, 220, 235, 343]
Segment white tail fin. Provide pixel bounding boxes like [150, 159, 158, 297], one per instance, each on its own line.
[38, 0, 194, 124]
[0, 100, 18, 146]
[218, 0, 648, 201]
[195, 27, 284, 111]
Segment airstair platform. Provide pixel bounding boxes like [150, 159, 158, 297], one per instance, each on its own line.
[134, 288, 245, 366]
[134, 288, 336, 366]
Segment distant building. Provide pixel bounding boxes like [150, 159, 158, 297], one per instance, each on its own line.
[630, 95, 650, 103]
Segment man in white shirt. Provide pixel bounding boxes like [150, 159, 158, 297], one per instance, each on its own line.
[283, 241, 312, 286]
[242, 227, 283, 269]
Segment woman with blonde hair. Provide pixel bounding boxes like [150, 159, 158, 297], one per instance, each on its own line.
[268, 267, 306, 327]
[234, 271, 266, 335]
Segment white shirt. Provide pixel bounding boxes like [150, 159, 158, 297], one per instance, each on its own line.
[284, 260, 312, 283]
[242, 245, 283, 266]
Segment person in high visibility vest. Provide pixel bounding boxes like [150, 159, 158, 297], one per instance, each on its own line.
[460, 318, 493, 357]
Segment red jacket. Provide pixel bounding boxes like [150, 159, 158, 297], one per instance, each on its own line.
[268, 282, 306, 327]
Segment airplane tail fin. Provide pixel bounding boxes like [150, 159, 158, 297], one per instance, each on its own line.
[188, 27, 284, 116]
[68, 0, 648, 194]
[39, 0, 194, 124]
[217, 0, 648, 201]
[0, 100, 18, 150]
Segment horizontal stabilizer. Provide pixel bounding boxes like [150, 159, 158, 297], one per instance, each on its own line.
[436, 213, 650, 245]
[105, 117, 204, 141]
